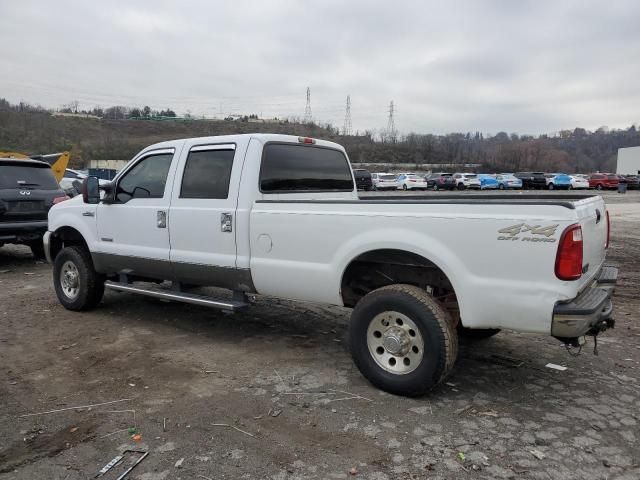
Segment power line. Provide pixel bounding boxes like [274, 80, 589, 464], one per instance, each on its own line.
[304, 87, 312, 123]
[343, 95, 352, 136]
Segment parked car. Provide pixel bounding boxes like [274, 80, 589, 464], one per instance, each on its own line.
[589, 173, 619, 190]
[353, 169, 373, 191]
[0, 158, 68, 257]
[59, 168, 87, 192]
[495, 173, 522, 189]
[569, 175, 590, 190]
[478, 174, 499, 190]
[425, 172, 455, 190]
[618, 175, 639, 190]
[397, 173, 428, 190]
[515, 172, 547, 189]
[452, 173, 481, 190]
[45, 133, 618, 397]
[371, 173, 399, 190]
[545, 173, 572, 190]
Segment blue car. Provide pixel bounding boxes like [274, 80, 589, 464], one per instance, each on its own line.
[545, 173, 572, 190]
[478, 174, 499, 190]
[495, 173, 523, 189]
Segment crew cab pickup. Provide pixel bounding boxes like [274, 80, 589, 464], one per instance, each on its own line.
[45, 134, 617, 396]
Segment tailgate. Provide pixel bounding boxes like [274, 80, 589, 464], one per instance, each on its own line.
[574, 196, 608, 289]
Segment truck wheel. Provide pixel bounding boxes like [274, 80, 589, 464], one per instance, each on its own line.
[349, 284, 458, 397]
[53, 246, 105, 311]
[457, 326, 501, 339]
[29, 239, 46, 260]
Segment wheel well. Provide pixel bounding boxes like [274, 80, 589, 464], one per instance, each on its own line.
[340, 249, 459, 324]
[50, 227, 89, 261]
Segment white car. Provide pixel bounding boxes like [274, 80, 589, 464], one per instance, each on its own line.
[59, 168, 88, 191]
[45, 133, 617, 397]
[371, 173, 399, 190]
[60, 168, 110, 194]
[570, 175, 590, 189]
[397, 173, 428, 190]
[453, 173, 481, 189]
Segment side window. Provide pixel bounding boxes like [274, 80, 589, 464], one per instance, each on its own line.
[116, 153, 173, 203]
[64, 170, 77, 178]
[260, 143, 353, 192]
[180, 148, 235, 199]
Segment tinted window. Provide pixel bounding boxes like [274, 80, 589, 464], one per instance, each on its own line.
[260, 144, 353, 192]
[180, 149, 235, 199]
[116, 153, 173, 203]
[0, 165, 59, 190]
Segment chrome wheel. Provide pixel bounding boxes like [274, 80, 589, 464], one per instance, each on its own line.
[367, 311, 424, 375]
[60, 260, 80, 300]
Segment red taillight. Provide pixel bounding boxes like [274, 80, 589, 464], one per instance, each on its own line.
[555, 224, 583, 281]
[52, 195, 69, 205]
[298, 137, 315, 144]
[605, 210, 610, 249]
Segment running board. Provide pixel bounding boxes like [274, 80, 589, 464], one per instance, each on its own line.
[104, 281, 249, 311]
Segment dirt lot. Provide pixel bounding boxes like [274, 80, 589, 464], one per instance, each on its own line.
[1, 191, 639, 480]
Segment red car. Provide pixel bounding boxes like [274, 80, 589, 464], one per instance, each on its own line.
[588, 173, 619, 190]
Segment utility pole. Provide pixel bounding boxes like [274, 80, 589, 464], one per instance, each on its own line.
[386, 100, 397, 143]
[304, 87, 312, 124]
[343, 95, 352, 136]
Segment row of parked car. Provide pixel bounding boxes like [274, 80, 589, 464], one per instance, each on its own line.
[353, 169, 639, 191]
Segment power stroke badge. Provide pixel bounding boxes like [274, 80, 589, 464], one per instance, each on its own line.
[497, 223, 559, 243]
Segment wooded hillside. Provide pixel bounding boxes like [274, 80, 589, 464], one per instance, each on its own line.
[1, 100, 638, 172]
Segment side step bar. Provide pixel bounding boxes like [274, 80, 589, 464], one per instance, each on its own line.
[104, 281, 249, 312]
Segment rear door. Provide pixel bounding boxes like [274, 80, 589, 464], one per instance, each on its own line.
[168, 139, 247, 285]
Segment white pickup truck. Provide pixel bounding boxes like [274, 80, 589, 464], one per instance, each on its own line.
[45, 134, 617, 396]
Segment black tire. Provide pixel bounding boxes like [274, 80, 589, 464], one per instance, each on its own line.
[457, 326, 501, 339]
[596, 184, 603, 190]
[53, 246, 105, 311]
[498, 184, 505, 190]
[457, 183, 465, 190]
[29, 239, 46, 259]
[433, 184, 439, 191]
[349, 284, 458, 397]
[402, 184, 408, 191]
[548, 183, 554, 190]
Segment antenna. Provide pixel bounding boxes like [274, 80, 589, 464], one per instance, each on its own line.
[386, 100, 397, 142]
[343, 95, 352, 136]
[304, 87, 312, 123]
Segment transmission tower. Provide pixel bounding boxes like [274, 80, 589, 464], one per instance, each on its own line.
[343, 95, 352, 136]
[386, 100, 397, 142]
[304, 87, 312, 123]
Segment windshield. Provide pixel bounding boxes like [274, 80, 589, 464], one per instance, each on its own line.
[0, 165, 59, 190]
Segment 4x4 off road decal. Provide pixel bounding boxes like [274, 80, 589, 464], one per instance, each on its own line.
[497, 223, 559, 243]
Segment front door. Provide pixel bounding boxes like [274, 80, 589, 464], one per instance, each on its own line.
[95, 147, 177, 278]
[168, 141, 243, 287]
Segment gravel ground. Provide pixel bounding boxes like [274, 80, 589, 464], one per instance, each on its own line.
[0, 190, 638, 480]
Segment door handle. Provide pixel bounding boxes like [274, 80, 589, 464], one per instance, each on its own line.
[221, 213, 233, 233]
[157, 210, 167, 228]
[82, 211, 95, 217]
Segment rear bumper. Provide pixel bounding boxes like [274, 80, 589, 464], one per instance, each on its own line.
[0, 220, 48, 242]
[551, 266, 618, 338]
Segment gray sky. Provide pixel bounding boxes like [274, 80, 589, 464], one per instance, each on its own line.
[1, 0, 638, 135]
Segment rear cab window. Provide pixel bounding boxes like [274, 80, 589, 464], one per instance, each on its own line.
[260, 143, 353, 193]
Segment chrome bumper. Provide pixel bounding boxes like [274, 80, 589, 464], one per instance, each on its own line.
[551, 266, 618, 338]
[43, 231, 53, 264]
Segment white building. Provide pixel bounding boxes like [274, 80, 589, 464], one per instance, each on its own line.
[617, 146, 640, 175]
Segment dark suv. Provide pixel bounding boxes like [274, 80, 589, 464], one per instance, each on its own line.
[353, 169, 373, 191]
[426, 172, 455, 190]
[0, 159, 67, 257]
[515, 172, 547, 189]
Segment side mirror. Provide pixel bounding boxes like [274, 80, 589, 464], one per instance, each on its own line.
[82, 176, 100, 204]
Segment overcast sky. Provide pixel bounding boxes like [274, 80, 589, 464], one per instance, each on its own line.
[1, 0, 638, 135]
